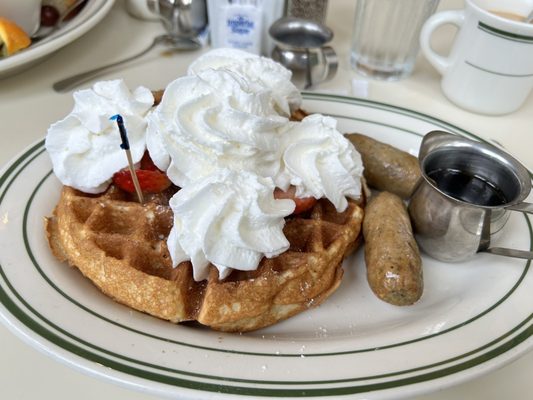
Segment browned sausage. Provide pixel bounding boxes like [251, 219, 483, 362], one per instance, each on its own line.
[363, 191, 423, 306]
[346, 133, 421, 199]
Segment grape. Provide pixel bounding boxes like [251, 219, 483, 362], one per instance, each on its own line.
[40, 5, 60, 27]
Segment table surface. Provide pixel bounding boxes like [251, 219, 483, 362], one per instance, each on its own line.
[1, 0, 532, 399]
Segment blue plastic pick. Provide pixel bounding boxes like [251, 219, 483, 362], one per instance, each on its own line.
[110, 114, 130, 150]
[110, 114, 144, 203]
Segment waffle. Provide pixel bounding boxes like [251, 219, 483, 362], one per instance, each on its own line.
[45, 185, 364, 332]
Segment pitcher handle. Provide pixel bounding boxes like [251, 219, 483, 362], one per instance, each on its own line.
[321, 46, 338, 83]
[482, 201, 533, 260]
[484, 247, 533, 260]
[506, 202, 533, 214]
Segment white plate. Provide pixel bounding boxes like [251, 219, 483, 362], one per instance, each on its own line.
[0, 0, 115, 79]
[0, 94, 532, 400]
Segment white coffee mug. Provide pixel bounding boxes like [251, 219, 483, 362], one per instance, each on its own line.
[0, 0, 41, 36]
[420, 0, 533, 115]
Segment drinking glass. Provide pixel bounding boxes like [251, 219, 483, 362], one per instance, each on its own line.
[350, 0, 440, 80]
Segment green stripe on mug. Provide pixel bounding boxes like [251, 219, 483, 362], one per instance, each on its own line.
[478, 21, 533, 44]
[465, 61, 533, 78]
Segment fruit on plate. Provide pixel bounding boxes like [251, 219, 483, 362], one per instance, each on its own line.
[0, 17, 31, 57]
[112, 152, 172, 194]
[274, 186, 318, 214]
[42, 0, 85, 18]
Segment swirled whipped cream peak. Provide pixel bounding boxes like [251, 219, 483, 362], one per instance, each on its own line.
[167, 169, 295, 281]
[146, 68, 289, 188]
[46, 79, 154, 193]
[188, 48, 302, 116]
[275, 114, 364, 212]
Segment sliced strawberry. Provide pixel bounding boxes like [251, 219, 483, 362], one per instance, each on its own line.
[274, 186, 318, 215]
[113, 169, 171, 194]
[140, 151, 159, 171]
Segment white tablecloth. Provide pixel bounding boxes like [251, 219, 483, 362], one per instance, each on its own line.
[0, 1, 531, 399]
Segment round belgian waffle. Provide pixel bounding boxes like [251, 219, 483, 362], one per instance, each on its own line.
[45, 185, 364, 332]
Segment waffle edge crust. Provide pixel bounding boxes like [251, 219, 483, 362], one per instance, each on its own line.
[45, 186, 364, 332]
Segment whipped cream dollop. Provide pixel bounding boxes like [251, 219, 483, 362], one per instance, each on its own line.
[46, 80, 154, 193]
[167, 169, 295, 281]
[146, 68, 288, 188]
[275, 114, 364, 212]
[188, 48, 302, 116]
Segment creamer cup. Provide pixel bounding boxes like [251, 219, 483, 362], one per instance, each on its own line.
[408, 131, 533, 262]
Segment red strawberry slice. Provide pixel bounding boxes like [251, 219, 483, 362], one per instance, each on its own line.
[274, 186, 317, 215]
[140, 151, 159, 171]
[113, 169, 171, 194]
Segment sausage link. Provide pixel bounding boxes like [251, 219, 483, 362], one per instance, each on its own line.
[363, 191, 423, 305]
[346, 133, 421, 199]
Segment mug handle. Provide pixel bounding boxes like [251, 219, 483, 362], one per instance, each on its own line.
[482, 202, 533, 260]
[419, 10, 465, 75]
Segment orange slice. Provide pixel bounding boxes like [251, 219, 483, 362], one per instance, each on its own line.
[0, 17, 31, 57]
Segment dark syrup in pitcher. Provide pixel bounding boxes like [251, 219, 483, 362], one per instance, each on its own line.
[427, 168, 509, 206]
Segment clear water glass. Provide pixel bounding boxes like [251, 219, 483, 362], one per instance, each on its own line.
[350, 0, 440, 80]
